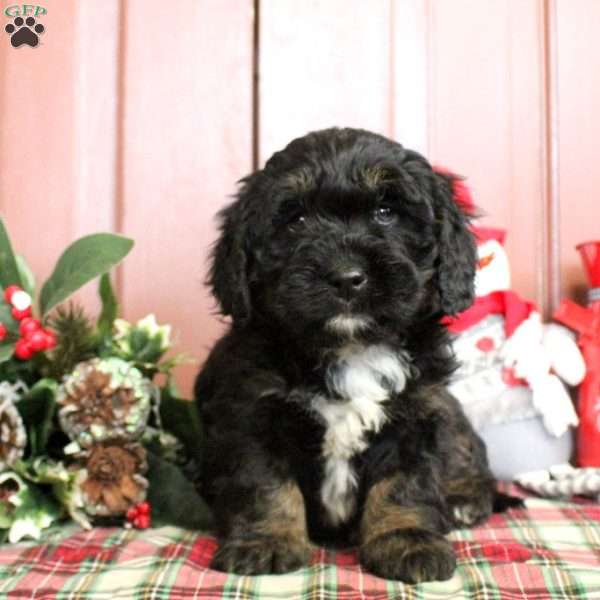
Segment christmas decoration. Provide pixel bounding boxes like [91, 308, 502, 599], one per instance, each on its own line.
[447, 226, 584, 438]
[45, 304, 96, 380]
[515, 463, 600, 499]
[0, 382, 27, 470]
[436, 174, 586, 479]
[0, 218, 210, 544]
[554, 240, 600, 466]
[125, 500, 152, 529]
[76, 441, 148, 517]
[112, 315, 171, 365]
[0, 471, 61, 543]
[57, 358, 152, 447]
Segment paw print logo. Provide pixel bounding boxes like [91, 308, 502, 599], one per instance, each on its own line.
[5, 16, 45, 48]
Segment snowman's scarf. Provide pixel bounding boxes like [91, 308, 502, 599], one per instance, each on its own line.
[443, 290, 536, 337]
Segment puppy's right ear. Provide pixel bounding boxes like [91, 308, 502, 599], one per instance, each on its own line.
[431, 169, 477, 316]
[209, 196, 252, 324]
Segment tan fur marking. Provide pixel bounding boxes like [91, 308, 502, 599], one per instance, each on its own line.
[361, 477, 424, 546]
[256, 482, 311, 548]
[445, 477, 481, 498]
[284, 170, 314, 193]
[362, 167, 395, 189]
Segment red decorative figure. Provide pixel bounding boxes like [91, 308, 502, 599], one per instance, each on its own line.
[554, 241, 600, 466]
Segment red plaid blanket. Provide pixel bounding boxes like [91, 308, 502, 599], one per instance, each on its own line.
[2, 494, 600, 599]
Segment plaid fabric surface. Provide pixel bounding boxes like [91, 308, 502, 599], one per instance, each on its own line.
[2, 493, 600, 599]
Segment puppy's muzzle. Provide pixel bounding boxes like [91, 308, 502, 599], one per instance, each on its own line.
[327, 267, 368, 302]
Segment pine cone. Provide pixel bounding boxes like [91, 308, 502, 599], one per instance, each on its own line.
[57, 358, 152, 447]
[77, 441, 148, 517]
[0, 396, 27, 470]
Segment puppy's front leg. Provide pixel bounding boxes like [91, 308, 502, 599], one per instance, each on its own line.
[359, 476, 456, 583]
[212, 480, 312, 575]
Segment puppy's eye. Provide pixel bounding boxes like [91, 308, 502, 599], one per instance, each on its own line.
[373, 206, 398, 226]
[287, 214, 306, 231]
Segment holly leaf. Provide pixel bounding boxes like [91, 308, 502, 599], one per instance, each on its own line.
[146, 452, 213, 530]
[16, 379, 58, 457]
[40, 233, 134, 316]
[8, 485, 62, 543]
[0, 218, 24, 290]
[0, 472, 62, 543]
[97, 273, 118, 336]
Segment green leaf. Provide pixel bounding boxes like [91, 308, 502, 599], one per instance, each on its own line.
[97, 273, 118, 335]
[0, 471, 62, 543]
[0, 218, 23, 289]
[146, 452, 213, 529]
[0, 302, 19, 335]
[0, 342, 15, 363]
[8, 483, 62, 543]
[15, 379, 58, 457]
[159, 383, 204, 463]
[16, 254, 36, 297]
[157, 353, 193, 373]
[40, 233, 134, 316]
[14, 458, 89, 530]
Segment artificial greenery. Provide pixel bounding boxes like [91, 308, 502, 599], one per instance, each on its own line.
[0, 218, 209, 543]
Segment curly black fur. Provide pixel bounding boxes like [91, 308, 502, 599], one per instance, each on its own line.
[195, 128, 512, 582]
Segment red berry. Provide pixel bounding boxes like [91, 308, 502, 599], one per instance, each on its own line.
[43, 330, 57, 349]
[135, 514, 150, 529]
[126, 506, 138, 522]
[0, 323, 6, 341]
[14, 339, 33, 360]
[11, 307, 31, 321]
[19, 317, 41, 338]
[11, 290, 31, 310]
[136, 502, 150, 516]
[28, 330, 48, 352]
[3, 285, 21, 304]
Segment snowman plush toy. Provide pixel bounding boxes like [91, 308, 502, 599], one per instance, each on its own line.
[445, 224, 585, 481]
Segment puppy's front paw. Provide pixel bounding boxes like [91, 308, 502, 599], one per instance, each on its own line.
[449, 494, 493, 527]
[212, 535, 311, 575]
[360, 528, 456, 583]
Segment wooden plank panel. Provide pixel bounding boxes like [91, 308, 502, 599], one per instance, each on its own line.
[428, 0, 547, 308]
[0, 1, 119, 310]
[73, 0, 120, 311]
[0, 2, 78, 289]
[119, 0, 253, 396]
[391, 0, 429, 155]
[259, 0, 392, 163]
[554, 1, 600, 303]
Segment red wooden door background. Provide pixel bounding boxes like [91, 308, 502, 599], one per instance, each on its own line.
[1, 0, 599, 395]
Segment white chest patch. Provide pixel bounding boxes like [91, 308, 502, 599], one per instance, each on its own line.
[312, 344, 411, 526]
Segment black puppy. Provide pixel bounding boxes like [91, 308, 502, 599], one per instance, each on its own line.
[195, 128, 511, 583]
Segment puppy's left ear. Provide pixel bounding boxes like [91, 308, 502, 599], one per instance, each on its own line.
[209, 194, 252, 324]
[431, 169, 477, 316]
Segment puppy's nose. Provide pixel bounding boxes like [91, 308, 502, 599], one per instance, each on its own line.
[329, 268, 368, 300]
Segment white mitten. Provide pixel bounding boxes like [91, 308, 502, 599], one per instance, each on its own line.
[529, 373, 579, 437]
[501, 313, 578, 437]
[500, 312, 544, 369]
[542, 323, 586, 386]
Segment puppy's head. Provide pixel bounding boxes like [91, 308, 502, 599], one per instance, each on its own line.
[209, 128, 476, 344]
